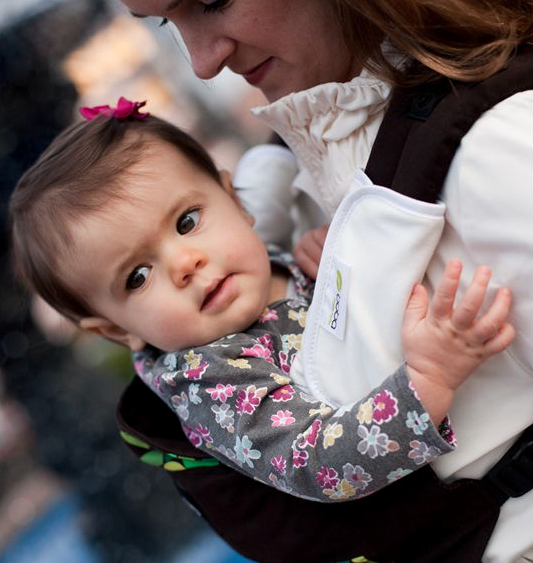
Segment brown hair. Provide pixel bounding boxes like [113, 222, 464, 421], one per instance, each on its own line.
[9, 114, 220, 322]
[335, 0, 533, 84]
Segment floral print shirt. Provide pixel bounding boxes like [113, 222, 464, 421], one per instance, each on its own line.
[133, 248, 455, 502]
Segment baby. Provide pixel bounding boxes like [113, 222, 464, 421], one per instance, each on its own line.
[9, 98, 514, 501]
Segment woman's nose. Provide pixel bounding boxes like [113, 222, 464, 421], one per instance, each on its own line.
[168, 246, 206, 288]
[173, 19, 235, 80]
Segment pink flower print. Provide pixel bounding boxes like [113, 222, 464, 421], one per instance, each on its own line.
[257, 334, 274, 351]
[206, 383, 236, 403]
[258, 308, 279, 323]
[342, 463, 372, 491]
[316, 466, 339, 490]
[241, 341, 274, 364]
[271, 455, 287, 475]
[292, 449, 309, 468]
[235, 385, 267, 415]
[372, 390, 398, 424]
[296, 419, 322, 449]
[184, 361, 209, 380]
[269, 384, 295, 402]
[182, 351, 209, 380]
[408, 379, 420, 401]
[151, 373, 163, 393]
[438, 416, 456, 446]
[277, 351, 291, 374]
[182, 423, 203, 448]
[271, 410, 296, 427]
[134, 356, 153, 382]
[195, 423, 213, 444]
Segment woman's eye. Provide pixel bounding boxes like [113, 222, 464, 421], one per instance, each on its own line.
[176, 209, 200, 235]
[201, 0, 230, 15]
[126, 266, 151, 290]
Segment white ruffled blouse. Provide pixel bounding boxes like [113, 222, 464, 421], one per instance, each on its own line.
[252, 69, 393, 218]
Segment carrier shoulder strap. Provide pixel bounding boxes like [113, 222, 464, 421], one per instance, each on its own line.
[365, 44, 533, 202]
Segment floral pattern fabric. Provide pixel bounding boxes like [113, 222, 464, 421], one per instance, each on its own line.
[133, 248, 454, 502]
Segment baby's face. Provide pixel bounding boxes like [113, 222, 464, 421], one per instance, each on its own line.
[66, 141, 272, 351]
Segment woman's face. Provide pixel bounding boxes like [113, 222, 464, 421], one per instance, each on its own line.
[120, 0, 360, 101]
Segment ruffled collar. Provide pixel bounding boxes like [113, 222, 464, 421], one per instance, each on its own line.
[251, 68, 394, 216]
[252, 66, 392, 136]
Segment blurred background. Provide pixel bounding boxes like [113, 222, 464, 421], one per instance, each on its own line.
[0, 1, 272, 561]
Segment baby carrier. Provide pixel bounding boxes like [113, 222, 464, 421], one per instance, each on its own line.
[116, 45, 533, 563]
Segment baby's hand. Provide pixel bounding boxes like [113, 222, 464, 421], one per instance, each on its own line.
[402, 260, 515, 422]
[293, 224, 329, 280]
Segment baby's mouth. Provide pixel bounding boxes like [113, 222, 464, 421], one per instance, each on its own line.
[201, 277, 227, 311]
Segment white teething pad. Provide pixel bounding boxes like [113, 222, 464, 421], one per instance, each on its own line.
[290, 170, 446, 406]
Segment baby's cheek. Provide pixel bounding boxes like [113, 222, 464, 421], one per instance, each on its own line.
[141, 310, 185, 352]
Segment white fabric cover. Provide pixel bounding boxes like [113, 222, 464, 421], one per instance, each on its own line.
[289, 170, 445, 405]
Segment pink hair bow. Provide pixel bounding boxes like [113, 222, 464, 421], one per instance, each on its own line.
[79, 97, 150, 121]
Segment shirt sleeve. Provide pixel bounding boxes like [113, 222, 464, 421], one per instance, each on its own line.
[233, 144, 299, 251]
[446, 90, 533, 375]
[133, 332, 455, 503]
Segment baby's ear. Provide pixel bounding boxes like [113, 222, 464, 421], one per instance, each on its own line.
[79, 317, 146, 351]
[219, 170, 255, 226]
[219, 169, 238, 198]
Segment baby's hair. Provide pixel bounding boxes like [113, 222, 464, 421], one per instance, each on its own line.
[9, 113, 221, 323]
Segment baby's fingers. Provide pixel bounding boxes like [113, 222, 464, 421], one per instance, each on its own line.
[482, 322, 516, 355]
[472, 287, 513, 342]
[431, 260, 462, 320]
[451, 266, 491, 330]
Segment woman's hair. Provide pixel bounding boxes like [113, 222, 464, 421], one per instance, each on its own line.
[9, 114, 220, 322]
[335, 0, 533, 83]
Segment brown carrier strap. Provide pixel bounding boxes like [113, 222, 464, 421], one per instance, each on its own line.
[365, 45, 533, 202]
[117, 377, 503, 563]
[117, 45, 533, 563]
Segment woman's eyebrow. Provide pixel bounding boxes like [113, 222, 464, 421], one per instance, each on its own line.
[130, 0, 183, 18]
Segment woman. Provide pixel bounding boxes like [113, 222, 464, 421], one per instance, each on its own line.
[118, 1, 533, 561]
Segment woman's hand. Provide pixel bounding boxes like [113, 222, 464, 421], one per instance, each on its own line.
[293, 224, 329, 280]
[402, 260, 515, 424]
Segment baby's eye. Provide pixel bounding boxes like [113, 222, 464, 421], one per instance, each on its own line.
[126, 266, 151, 290]
[176, 209, 200, 235]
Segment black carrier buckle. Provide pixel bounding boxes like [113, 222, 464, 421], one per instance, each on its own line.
[484, 428, 533, 499]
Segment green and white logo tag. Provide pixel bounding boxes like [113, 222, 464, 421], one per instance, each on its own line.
[322, 255, 350, 340]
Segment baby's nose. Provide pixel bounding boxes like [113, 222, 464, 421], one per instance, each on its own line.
[169, 246, 206, 288]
